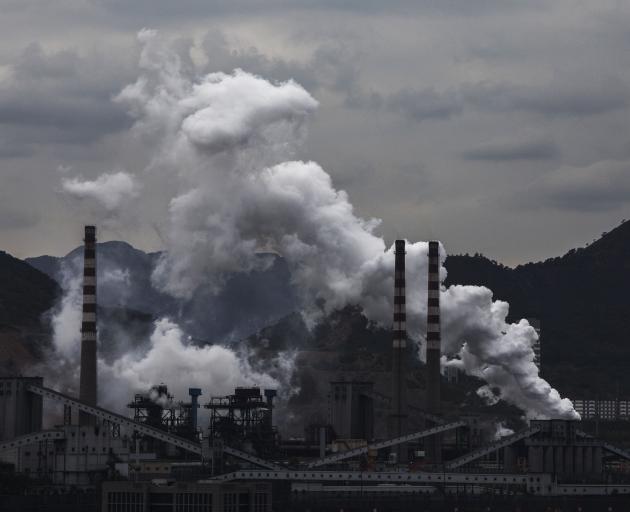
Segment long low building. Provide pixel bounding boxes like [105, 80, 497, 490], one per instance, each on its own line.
[101, 480, 272, 512]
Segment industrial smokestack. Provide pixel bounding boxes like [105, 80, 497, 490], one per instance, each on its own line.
[389, 239, 408, 463]
[188, 388, 202, 432]
[425, 240, 442, 462]
[79, 225, 97, 425]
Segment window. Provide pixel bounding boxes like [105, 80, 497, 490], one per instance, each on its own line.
[254, 492, 269, 512]
[150, 492, 174, 511]
[175, 492, 213, 511]
[223, 493, 238, 512]
[106, 491, 144, 512]
[238, 493, 250, 512]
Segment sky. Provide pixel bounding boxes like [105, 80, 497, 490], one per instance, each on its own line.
[1, 0, 630, 265]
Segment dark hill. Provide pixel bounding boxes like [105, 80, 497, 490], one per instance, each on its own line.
[26, 242, 299, 344]
[0, 250, 59, 375]
[445, 219, 630, 398]
[11, 219, 630, 399]
[0, 250, 59, 330]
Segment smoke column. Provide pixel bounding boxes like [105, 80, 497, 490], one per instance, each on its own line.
[59, 30, 578, 420]
[42, 262, 294, 415]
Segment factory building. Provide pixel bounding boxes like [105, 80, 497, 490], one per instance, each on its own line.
[573, 398, 630, 421]
[525, 420, 603, 476]
[102, 480, 271, 512]
[5, 228, 630, 510]
[0, 226, 130, 486]
[0, 376, 42, 442]
[1, 423, 130, 485]
[329, 380, 374, 441]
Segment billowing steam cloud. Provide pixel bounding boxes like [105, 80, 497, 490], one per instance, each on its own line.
[57, 30, 577, 420]
[61, 171, 140, 213]
[42, 262, 292, 414]
[99, 318, 285, 410]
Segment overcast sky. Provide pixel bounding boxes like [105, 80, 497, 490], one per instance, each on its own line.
[1, 0, 630, 265]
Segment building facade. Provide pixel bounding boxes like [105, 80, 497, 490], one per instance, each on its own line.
[102, 480, 272, 512]
[0, 377, 43, 442]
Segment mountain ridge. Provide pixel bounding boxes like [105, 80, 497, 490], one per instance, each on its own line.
[5, 219, 630, 398]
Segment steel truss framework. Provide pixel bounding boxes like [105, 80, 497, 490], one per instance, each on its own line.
[308, 421, 466, 468]
[26, 384, 202, 455]
[210, 468, 546, 489]
[13, 383, 630, 484]
[445, 426, 542, 469]
[0, 430, 65, 452]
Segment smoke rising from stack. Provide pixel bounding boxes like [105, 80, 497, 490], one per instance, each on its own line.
[56, 30, 578, 420]
[41, 253, 295, 415]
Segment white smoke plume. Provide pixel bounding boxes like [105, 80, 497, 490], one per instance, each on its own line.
[41, 263, 292, 415]
[494, 422, 515, 440]
[50, 260, 84, 363]
[148, 387, 173, 408]
[57, 30, 577, 420]
[61, 171, 140, 214]
[99, 318, 285, 411]
[476, 384, 501, 406]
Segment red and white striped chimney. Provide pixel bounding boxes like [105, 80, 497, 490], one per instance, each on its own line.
[425, 240, 442, 462]
[79, 225, 97, 425]
[389, 239, 408, 462]
[426, 241, 441, 412]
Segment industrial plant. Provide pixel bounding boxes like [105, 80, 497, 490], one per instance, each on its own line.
[3, 227, 630, 512]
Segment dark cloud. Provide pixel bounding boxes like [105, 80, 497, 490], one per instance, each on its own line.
[1, 1, 630, 263]
[518, 160, 630, 212]
[345, 87, 461, 122]
[92, 0, 549, 22]
[0, 43, 133, 151]
[385, 88, 462, 122]
[461, 140, 558, 161]
[344, 77, 629, 125]
[463, 79, 629, 117]
[199, 30, 359, 95]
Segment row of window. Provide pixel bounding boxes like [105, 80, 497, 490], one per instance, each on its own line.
[107, 491, 144, 512]
[175, 493, 213, 511]
[224, 492, 250, 512]
[105, 490, 271, 512]
[574, 400, 630, 419]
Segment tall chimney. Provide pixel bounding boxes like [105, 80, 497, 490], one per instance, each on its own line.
[425, 240, 442, 462]
[188, 388, 202, 433]
[389, 239, 408, 463]
[79, 225, 97, 425]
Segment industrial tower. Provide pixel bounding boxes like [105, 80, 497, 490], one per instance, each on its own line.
[79, 225, 98, 425]
[389, 239, 408, 462]
[425, 240, 442, 462]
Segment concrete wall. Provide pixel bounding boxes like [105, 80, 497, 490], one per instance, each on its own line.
[0, 377, 43, 442]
